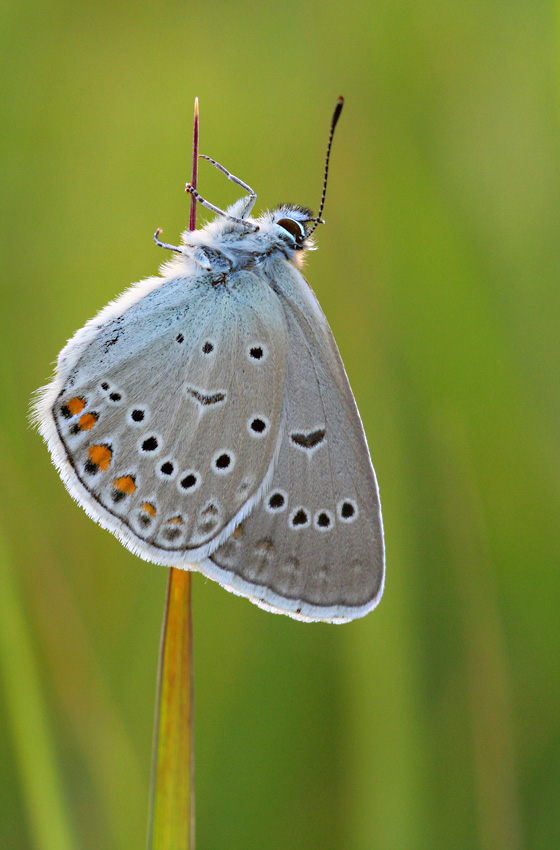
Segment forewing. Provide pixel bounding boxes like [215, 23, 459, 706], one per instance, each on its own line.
[206, 260, 384, 622]
[37, 270, 288, 564]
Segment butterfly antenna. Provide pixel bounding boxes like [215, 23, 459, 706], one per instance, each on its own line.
[307, 96, 344, 238]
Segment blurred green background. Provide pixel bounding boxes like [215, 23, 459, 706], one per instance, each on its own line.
[1, 0, 559, 848]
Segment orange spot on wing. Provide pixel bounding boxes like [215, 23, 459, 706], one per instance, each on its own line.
[233, 524, 244, 540]
[167, 515, 183, 525]
[78, 413, 98, 431]
[88, 444, 112, 471]
[141, 502, 156, 518]
[67, 397, 86, 416]
[112, 475, 136, 495]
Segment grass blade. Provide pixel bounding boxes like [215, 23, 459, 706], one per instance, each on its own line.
[147, 568, 194, 850]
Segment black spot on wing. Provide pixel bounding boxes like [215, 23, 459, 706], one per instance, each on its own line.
[186, 386, 226, 406]
[290, 429, 326, 450]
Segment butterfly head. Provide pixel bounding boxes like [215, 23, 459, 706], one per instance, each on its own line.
[270, 205, 317, 252]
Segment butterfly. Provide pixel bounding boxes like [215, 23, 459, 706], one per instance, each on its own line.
[33, 97, 384, 623]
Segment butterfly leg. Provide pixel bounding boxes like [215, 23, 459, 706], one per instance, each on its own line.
[154, 228, 228, 271]
[153, 228, 185, 254]
[185, 184, 259, 233]
[199, 154, 256, 217]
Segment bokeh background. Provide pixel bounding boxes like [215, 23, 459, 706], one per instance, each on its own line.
[1, 1, 559, 848]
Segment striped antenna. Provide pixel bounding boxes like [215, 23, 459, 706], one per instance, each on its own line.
[307, 96, 344, 237]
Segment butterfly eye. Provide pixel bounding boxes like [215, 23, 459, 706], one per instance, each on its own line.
[277, 218, 306, 248]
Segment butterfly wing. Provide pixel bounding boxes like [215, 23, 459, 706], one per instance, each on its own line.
[205, 259, 385, 622]
[34, 269, 288, 564]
